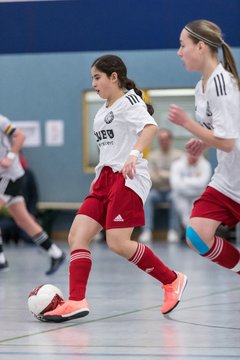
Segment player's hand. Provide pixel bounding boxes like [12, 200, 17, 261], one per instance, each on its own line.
[168, 104, 189, 127]
[0, 157, 13, 168]
[121, 155, 137, 179]
[185, 138, 206, 156]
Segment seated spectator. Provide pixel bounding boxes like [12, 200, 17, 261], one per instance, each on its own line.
[170, 151, 212, 236]
[138, 129, 182, 243]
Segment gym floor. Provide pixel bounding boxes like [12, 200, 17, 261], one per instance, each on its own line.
[0, 239, 240, 359]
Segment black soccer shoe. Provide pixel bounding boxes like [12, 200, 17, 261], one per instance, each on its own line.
[45, 252, 66, 275]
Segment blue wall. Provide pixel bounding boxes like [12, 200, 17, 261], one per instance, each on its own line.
[0, 48, 239, 202]
[0, 0, 239, 202]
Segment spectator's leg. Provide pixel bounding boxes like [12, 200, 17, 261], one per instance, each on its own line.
[138, 189, 163, 242]
[166, 191, 181, 243]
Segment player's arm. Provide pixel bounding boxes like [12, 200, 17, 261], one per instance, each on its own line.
[121, 124, 158, 179]
[9, 127, 26, 154]
[168, 104, 235, 153]
[133, 124, 158, 153]
[1, 127, 26, 168]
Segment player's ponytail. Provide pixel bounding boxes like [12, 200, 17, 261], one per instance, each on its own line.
[123, 78, 154, 115]
[92, 54, 154, 115]
[221, 42, 240, 89]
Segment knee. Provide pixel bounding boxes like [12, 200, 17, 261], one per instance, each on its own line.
[68, 231, 73, 247]
[68, 229, 77, 248]
[106, 235, 122, 255]
[186, 226, 209, 255]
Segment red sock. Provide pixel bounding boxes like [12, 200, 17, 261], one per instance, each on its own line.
[128, 243, 176, 285]
[202, 236, 240, 274]
[69, 249, 92, 300]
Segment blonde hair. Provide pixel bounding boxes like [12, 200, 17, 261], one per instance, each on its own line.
[185, 20, 240, 88]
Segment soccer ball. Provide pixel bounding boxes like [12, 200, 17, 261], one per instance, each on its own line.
[28, 284, 64, 317]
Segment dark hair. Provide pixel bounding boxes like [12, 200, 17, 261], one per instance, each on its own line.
[185, 20, 240, 88]
[92, 54, 154, 115]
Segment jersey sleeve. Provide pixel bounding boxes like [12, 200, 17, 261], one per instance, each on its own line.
[123, 93, 157, 134]
[209, 74, 240, 139]
[0, 114, 16, 136]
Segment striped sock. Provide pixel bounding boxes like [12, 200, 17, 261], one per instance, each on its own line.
[128, 243, 176, 285]
[69, 249, 92, 300]
[33, 231, 52, 250]
[32, 231, 62, 258]
[202, 236, 240, 274]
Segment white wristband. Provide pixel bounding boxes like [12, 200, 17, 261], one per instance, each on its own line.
[130, 149, 140, 158]
[7, 152, 16, 160]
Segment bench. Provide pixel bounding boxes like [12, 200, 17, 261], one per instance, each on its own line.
[37, 202, 82, 211]
[37, 202, 82, 238]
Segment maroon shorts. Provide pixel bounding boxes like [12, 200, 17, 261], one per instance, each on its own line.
[77, 166, 144, 229]
[190, 186, 240, 228]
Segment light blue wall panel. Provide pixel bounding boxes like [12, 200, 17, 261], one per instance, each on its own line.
[0, 49, 239, 201]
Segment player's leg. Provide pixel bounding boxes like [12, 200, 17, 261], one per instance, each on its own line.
[68, 214, 102, 301]
[186, 187, 240, 274]
[7, 197, 66, 275]
[106, 176, 187, 315]
[41, 189, 104, 322]
[42, 213, 102, 322]
[106, 227, 187, 314]
[187, 217, 240, 273]
[0, 198, 9, 271]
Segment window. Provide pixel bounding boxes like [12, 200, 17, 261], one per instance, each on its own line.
[148, 88, 195, 149]
[82, 91, 104, 172]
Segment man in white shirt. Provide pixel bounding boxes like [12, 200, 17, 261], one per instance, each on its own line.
[138, 129, 182, 243]
[170, 152, 212, 232]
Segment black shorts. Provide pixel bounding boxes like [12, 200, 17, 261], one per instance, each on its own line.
[0, 176, 24, 197]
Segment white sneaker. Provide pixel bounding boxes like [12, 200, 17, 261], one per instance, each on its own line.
[138, 229, 152, 243]
[167, 230, 179, 243]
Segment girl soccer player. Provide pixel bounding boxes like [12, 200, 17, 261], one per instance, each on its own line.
[42, 54, 187, 322]
[0, 115, 65, 275]
[168, 20, 240, 274]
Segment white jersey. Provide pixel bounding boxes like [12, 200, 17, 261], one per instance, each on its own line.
[94, 89, 157, 203]
[195, 63, 240, 203]
[0, 114, 24, 181]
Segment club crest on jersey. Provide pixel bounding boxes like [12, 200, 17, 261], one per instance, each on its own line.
[104, 111, 114, 124]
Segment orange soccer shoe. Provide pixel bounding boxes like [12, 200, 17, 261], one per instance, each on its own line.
[161, 272, 187, 315]
[40, 299, 89, 322]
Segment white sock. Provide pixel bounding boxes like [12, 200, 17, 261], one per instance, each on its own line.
[48, 244, 62, 258]
[0, 253, 6, 264]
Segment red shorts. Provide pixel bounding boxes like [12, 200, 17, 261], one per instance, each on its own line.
[77, 166, 144, 229]
[190, 186, 240, 228]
